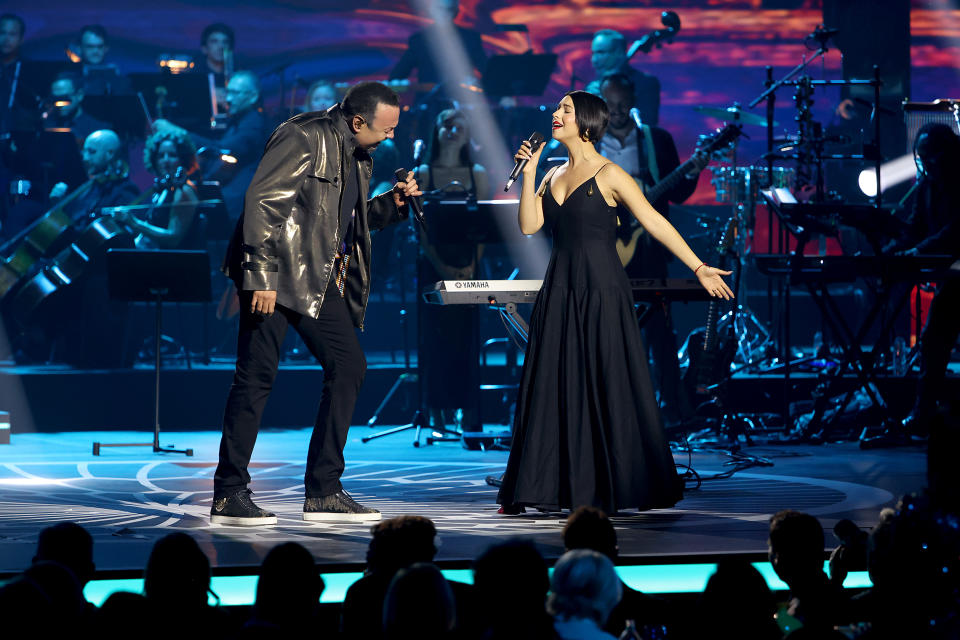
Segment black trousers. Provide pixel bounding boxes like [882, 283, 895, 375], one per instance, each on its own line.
[214, 280, 366, 499]
[916, 279, 960, 414]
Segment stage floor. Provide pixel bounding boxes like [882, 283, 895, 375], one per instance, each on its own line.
[0, 427, 927, 576]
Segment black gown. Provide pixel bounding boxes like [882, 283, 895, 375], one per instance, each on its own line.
[497, 169, 683, 513]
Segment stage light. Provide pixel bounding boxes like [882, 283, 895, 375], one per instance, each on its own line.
[157, 55, 195, 74]
[858, 153, 917, 197]
[220, 154, 238, 164]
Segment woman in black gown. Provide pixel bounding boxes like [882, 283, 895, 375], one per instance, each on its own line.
[498, 91, 733, 514]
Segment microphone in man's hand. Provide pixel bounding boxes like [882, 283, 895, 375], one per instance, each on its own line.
[395, 168, 426, 228]
[629, 108, 643, 130]
[412, 139, 425, 165]
[504, 131, 544, 192]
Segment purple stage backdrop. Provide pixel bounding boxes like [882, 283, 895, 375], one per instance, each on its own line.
[12, 0, 960, 209]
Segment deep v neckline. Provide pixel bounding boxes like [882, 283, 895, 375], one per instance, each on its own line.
[548, 176, 595, 208]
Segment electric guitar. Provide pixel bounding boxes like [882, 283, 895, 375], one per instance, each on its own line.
[616, 124, 742, 266]
[683, 215, 738, 400]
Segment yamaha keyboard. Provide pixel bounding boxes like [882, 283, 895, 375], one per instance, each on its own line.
[423, 278, 712, 305]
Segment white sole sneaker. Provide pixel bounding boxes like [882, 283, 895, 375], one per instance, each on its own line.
[303, 511, 382, 522]
[210, 514, 278, 526]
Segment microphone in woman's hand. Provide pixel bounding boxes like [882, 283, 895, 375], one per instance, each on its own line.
[505, 132, 544, 192]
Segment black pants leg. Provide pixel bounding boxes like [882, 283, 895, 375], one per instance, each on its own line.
[295, 285, 366, 497]
[214, 294, 290, 498]
[214, 283, 366, 499]
[916, 279, 960, 414]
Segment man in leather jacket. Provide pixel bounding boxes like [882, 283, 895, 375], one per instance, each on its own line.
[212, 81, 421, 525]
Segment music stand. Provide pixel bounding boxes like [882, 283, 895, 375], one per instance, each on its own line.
[128, 72, 214, 129]
[93, 249, 212, 456]
[84, 95, 148, 140]
[482, 53, 557, 97]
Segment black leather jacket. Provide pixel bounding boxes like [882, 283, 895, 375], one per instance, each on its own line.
[223, 106, 407, 328]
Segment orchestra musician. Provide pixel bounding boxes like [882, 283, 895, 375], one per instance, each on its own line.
[585, 29, 660, 126]
[212, 81, 420, 525]
[389, 0, 486, 86]
[46, 71, 110, 146]
[888, 123, 960, 434]
[301, 79, 337, 114]
[599, 73, 702, 426]
[152, 70, 267, 221]
[415, 108, 490, 435]
[196, 23, 234, 114]
[110, 130, 199, 250]
[71, 25, 132, 96]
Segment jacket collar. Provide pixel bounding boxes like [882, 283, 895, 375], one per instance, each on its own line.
[330, 104, 363, 159]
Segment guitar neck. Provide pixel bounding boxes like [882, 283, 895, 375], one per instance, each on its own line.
[646, 155, 699, 205]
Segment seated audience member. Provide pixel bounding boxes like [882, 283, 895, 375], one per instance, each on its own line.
[72, 24, 132, 95]
[829, 518, 868, 589]
[0, 575, 52, 635]
[99, 591, 156, 639]
[144, 532, 230, 634]
[342, 515, 474, 639]
[302, 79, 337, 113]
[562, 506, 673, 635]
[45, 71, 110, 146]
[22, 561, 90, 632]
[768, 509, 849, 633]
[383, 563, 456, 639]
[694, 559, 780, 640]
[32, 521, 95, 605]
[152, 70, 266, 220]
[245, 542, 324, 634]
[112, 129, 199, 249]
[548, 549, 622, 640]
[473, 539, 556, 640]
[852, 494, 960, 639]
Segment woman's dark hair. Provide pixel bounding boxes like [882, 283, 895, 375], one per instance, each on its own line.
[143, 130, 198, 177]
[428, 108, 473, 166]
[564, 90, 609, 143]
[342, 81, 400, 125]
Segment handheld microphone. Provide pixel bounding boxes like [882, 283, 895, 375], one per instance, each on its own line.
[412, 139, 425, 165]
[395, 168, 426, 228]
[504, 131, 544, 192]
[629, 108, 643, 129]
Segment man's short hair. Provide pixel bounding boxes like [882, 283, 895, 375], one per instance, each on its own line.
[563, 506, 618, 560]
[593, 28, 626, 51]
[201, 22, 234, 47]
[0, 13, 25, 38]
[366, 515, 437, 573]
[600, 73, 635, 98]
[341, 81, 400, 124]
[79, 24, 108, 44]
[34, 522, 94, 585]
[52, 71, 83, 93]
[769, 509, 825, 565]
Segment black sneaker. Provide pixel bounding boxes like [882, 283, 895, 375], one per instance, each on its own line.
[210, 489, 277, 526]
[303, 490, 381, 522]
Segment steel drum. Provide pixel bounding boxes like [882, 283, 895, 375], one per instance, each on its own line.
[709, 166, 795, 204]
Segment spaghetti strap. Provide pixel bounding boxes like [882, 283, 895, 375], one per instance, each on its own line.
[593, 162, 612, 178]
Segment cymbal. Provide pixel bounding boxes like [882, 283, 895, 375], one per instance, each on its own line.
[696, 105, 777, 128]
